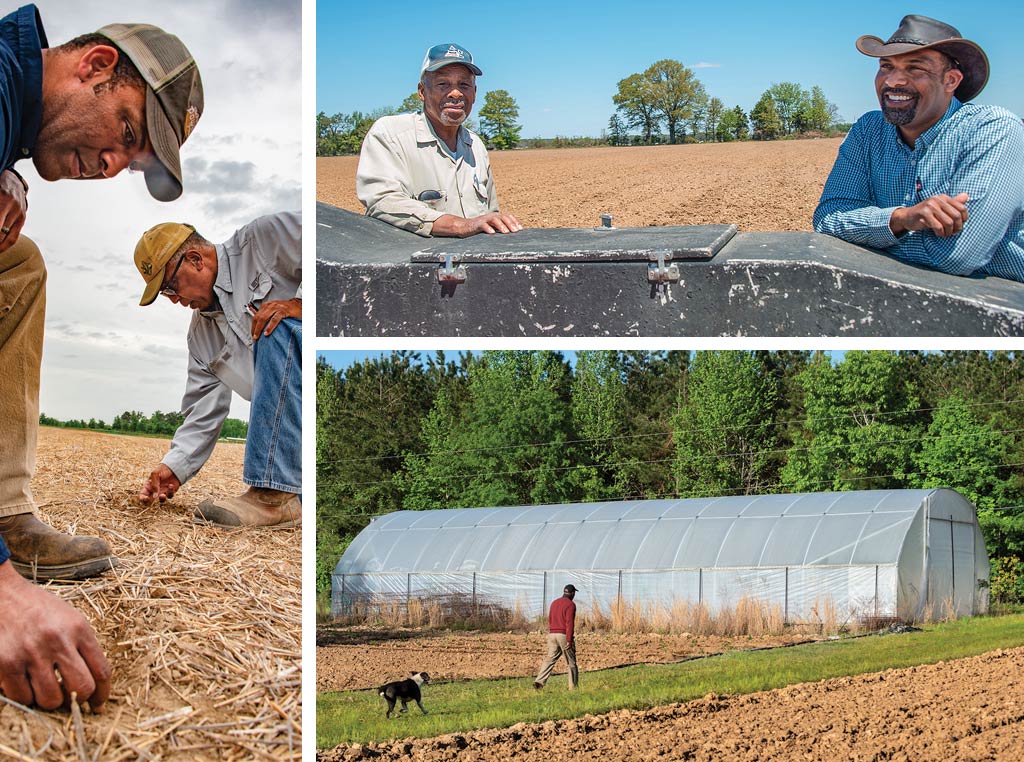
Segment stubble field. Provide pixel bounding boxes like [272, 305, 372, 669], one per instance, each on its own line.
[316, 138, 843, 231]
[0, 427, 301, 761]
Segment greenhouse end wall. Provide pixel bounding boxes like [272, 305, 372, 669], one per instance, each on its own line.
[332, 489, 989, 624]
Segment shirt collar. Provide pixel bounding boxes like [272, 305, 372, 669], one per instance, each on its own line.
[915, 97, 961, 151]
[414, 111, 471, 154]
[8, 5, 47, 161]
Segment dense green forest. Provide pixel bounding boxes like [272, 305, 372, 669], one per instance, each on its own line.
[316, 351, 1024, 601]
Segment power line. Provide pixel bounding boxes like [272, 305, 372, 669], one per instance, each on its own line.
[326, 426, 1024, 490]
[318, 398, 1024, 467]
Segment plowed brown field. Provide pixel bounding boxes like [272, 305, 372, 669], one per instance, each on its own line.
[316, 138, 843, 232]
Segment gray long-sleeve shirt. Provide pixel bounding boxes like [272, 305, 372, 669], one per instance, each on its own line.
[162, 211, 302, 484]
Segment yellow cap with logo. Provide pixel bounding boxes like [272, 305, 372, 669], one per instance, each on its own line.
[134, 222, 195, 306]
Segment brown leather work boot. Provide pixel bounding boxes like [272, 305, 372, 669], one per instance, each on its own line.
[194, 487, 301, 528]
[0, 513, 118, 580]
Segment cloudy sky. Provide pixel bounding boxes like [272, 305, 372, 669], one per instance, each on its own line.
[20, 0, 302, 422]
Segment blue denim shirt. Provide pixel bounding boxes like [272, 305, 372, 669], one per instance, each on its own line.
[814, 98, 1024, 282]
[0, 4, 46, 171]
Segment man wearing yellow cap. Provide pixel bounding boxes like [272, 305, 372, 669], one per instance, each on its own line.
[0, 3, 202, 714]
[133, 211, 302, 528]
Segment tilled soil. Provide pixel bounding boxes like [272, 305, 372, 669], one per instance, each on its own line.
[318, 645, 1024, 762]
[316, 627, 816, 693]
[316, 139, 842, 232]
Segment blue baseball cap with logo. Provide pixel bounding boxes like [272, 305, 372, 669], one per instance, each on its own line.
[421, 43, 483, 76]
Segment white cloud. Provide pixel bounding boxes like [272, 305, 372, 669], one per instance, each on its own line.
[22, 0, 301, 422]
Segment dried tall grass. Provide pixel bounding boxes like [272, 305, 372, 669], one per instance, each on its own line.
[0, 428, 301, 761]
[580, 596, 788, 637]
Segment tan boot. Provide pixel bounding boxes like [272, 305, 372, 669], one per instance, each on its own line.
[194, 487, 301, 528]
[0, 513, 118, 580]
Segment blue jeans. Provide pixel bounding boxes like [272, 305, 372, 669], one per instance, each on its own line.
[244, 317, 301, 493]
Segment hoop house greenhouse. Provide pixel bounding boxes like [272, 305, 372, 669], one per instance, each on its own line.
[332, 489, 990, 623]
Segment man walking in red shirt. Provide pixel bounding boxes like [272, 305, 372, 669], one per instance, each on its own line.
[534, 584, 579, 690]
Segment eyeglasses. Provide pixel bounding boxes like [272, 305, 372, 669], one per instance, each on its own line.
[160, 254, 187, 297]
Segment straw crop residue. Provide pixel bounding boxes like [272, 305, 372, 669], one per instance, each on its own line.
[0, 427, 301, 761]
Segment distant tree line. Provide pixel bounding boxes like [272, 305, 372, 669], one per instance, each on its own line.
[317, 89, 523, 156]
[40, 410, 249, 439]
[317, 350, 1024, 602]
[610, 60, 841, 145]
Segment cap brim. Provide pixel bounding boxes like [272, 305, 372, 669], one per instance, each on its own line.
[144, 88, 184, 202]
[139, 267, 167, 306]
[424, 59, 483, 76]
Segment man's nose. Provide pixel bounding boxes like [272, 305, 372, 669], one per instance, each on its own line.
[100, 148, 132, 178]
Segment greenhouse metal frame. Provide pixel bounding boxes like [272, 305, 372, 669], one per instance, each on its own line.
[332, 489, 990, 623]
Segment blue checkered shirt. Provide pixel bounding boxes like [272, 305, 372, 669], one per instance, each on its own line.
[814, 98, 1024, 282]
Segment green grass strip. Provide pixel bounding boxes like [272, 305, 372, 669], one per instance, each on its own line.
[317, 613, 1024, 748]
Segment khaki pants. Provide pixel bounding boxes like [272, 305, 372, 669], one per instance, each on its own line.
[535, 632, 578, 689]
[0, 235, 44, 517]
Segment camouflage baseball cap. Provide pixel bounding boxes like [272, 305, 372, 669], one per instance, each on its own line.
[97, 23, 204, 202]
[134, 222, 196, 306]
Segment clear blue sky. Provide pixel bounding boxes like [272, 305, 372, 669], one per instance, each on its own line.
[317, 350, 849, 373]
[317, 0, 1022, 138]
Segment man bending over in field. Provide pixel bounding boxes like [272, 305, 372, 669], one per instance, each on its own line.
[814, 15, 1023, 281]
[356, 43, 523, 238]
[0, 3, 203, 711]
[135, 212, 302, 528]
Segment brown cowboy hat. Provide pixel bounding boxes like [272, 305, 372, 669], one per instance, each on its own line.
[856, 15, 988, 103]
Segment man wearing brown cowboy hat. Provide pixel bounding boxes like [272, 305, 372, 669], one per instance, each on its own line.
[814, 15, 1023, 282]
[0, 3, 201, 712]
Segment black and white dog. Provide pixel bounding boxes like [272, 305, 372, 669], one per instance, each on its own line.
[378, 672, 430, 718]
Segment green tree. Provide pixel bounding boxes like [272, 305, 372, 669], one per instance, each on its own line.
[672, 352, 780, 497]
[718, 105, 749, 141]
[782, 351, 921, 492]
[397, 92, 422, 114]
[645, 60, 706, 144]
[478, 89, 522, 150]
[569, 351, 629, 501]
[750, 93, 782, 140]
[804, 85, 838, 132]
[613, 72, 660, 145]
[607, 113, 627, 146]
[767, 82, 808, 135]
[401, 351, 574, 509]
[704, 97, 724, 142]
[315, 353, 439, 594]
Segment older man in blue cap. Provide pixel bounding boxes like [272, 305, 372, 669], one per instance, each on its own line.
[814, 15, 1023, 282]
[356, 43, 522, 238]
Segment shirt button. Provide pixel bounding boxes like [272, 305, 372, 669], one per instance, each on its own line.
[21, 148, 29, 156]
[905, 194, 911, 201]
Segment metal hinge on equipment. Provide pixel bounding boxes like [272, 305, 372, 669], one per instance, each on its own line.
[437, 254, 467, 284]
[647, 252, 680, 283]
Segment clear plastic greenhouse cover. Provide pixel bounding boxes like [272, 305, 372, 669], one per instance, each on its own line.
[333, 489, 990, 623]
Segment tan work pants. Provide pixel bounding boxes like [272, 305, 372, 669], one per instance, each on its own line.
[535, 632, 578, 689]
[0, 235, 44, 517]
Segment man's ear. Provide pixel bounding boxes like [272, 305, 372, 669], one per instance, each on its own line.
[944, 67, 964, 96]
[75, 44, 120, 83]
